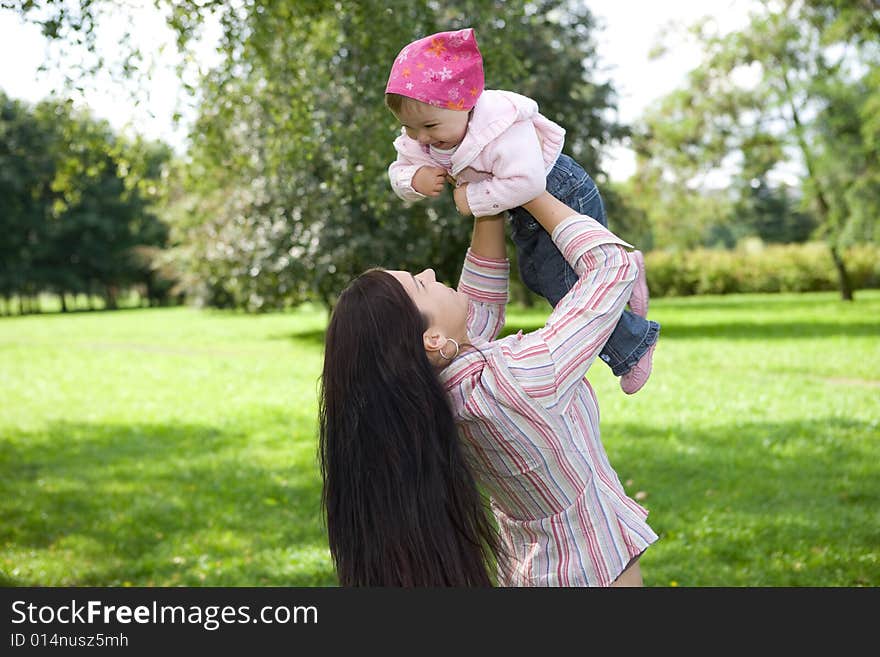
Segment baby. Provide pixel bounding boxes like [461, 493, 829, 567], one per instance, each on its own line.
[384, 28, 658, 393]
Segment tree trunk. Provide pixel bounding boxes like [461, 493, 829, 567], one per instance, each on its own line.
[60, 293, 68, 313]
[828, 244, 854, 301]
[782, 71, 854, 302]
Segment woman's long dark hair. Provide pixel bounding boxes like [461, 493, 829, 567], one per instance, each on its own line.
[318, 269, 504, 586]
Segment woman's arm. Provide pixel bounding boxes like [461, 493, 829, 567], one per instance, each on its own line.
[501, 197, 635, 412]
[458, 213, 508, 342]
[469, 214, 506, 260]
[520, 191, 582, 235]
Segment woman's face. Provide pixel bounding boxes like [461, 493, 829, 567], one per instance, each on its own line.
[388, 268, 468, 339]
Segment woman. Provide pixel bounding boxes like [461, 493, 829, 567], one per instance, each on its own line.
[319, 192, 658, 586]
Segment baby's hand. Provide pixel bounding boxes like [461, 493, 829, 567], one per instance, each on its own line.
[412, 166, 447, 197]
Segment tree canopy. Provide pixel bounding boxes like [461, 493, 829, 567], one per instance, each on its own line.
[630, 0, 880, 299]
[6, 0, 625, 310]
[6, 0, 878, 308]
[0, 91, 172, 310]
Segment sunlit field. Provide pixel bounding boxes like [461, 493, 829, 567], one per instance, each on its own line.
[1, 291, 877, 586]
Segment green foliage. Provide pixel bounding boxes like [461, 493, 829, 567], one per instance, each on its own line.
[8, 0, 629, 312]
[161, 0, 622, 310]
[726, 180, 819, 246]
[0, 93, 54, 299]
[0, 91, 175, 309]
[645, 241, 880, 297]
[630, 0, 880, 300]
[1, 292, 878, 586]
[9, 0, 880, 311]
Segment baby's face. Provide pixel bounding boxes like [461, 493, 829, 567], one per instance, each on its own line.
[394, 100, 469, 150]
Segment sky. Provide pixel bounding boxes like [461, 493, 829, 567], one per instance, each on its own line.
[0, 0, 756, 181]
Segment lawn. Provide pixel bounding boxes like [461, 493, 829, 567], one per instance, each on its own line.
[1, 290, 878, 586]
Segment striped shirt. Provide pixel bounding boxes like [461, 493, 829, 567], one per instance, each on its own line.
[443, 214, 659, 586]
[427, 143, 457, 171]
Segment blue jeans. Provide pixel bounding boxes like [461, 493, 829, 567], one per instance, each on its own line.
[508, 154, 659, 376]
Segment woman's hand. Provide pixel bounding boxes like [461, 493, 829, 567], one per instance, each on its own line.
[453, 182, 472, 216]
[412, 166, 448, 197]
[521, 191, 579, 235]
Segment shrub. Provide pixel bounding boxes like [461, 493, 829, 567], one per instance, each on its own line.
[645, 242, 880, 297]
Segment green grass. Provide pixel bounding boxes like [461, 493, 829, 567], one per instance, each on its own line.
[1, 291, 878, 587]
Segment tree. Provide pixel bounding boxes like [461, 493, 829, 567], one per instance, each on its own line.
[0, 91, 173, 310]
[174, 0, 625, 309]
[632, 0, 880, 299]
[0, 93, 57, 310]
[731, 179, 817, 246]
[7, 0, 626, 310]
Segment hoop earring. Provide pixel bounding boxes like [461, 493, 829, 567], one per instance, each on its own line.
[439, 338, 460, 360]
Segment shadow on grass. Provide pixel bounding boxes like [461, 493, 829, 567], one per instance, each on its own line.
[602, 416, 880, 586]
[655, 291, 880, 313]
[280, 290, 880, 347]
[284, 328, 326, 347]
[7, 412, 874, 587]
[653, 321, 879, 340]
[0, 419, 335, 587]
[499, 319, 879, 341]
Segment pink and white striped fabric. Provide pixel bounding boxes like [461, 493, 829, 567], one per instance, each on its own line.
[442, 214, 659, 586]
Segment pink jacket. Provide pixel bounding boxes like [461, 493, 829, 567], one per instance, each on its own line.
[388, 89, 566, 217]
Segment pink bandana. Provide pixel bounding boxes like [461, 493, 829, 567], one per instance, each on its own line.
[385, 28, 484, 111]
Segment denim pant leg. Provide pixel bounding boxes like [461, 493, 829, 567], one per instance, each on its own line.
[600, 313, 661, 376]
[509, 154, 659, 375]
[509, 153, 606, 306]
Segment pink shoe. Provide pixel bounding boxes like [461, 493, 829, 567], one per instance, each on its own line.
[620, 342, 655, 395]
[629, 250, 649, 317]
